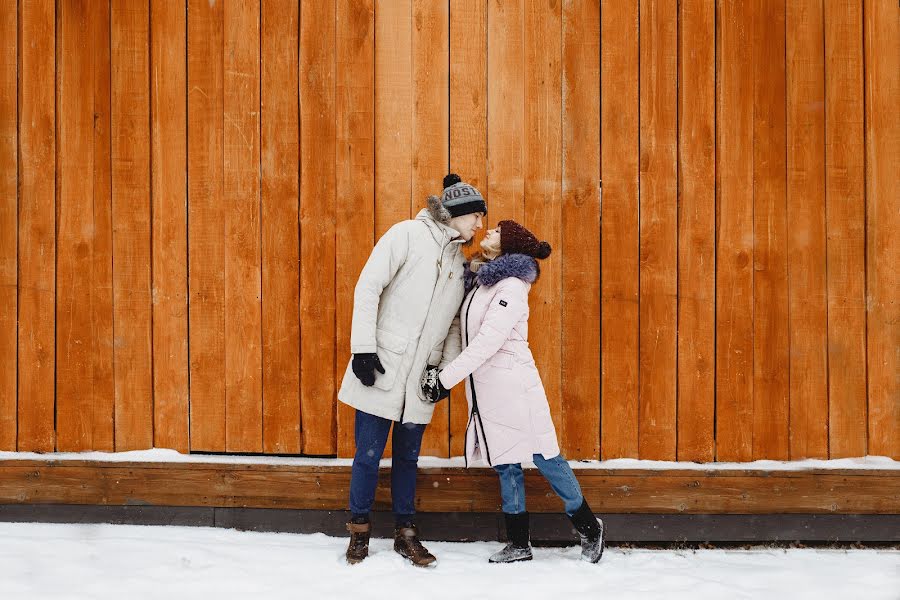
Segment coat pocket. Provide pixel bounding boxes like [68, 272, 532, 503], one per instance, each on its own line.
[373, 328, 409, 391]
[487, 349, 514, 370]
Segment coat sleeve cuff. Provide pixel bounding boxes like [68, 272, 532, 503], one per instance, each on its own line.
[438, 368, 461, 390]
[351, 343, 377, 354]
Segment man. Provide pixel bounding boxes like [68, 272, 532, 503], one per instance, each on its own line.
[338, 173, 487, 566]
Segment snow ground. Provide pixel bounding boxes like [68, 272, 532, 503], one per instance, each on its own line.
[0, 523, 897, 600]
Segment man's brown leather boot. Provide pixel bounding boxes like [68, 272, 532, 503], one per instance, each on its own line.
[393, 525, 436, 567]
[345, 521, 371, 565]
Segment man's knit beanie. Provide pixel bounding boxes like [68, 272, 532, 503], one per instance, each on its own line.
[427, 174, 487, 222]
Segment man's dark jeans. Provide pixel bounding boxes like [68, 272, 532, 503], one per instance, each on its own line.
[349, 409, 426, 525]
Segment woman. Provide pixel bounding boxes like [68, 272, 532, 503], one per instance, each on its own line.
[422, 220, 605, 564]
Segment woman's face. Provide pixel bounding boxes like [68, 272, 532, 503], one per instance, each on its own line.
[483, 226, 501, 245]
[447, 212, 485, 241]
[479, 226, 501, 255]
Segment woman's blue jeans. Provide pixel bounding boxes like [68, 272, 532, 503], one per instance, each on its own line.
[348, 410, 426, 524]
[493, 454, 584, 515]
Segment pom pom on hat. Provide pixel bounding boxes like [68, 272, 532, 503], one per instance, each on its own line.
[534, 241, 552, 260]
[443, 173, 462, 188]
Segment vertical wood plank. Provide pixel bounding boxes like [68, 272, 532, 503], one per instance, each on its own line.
[260, 0, 300, 455]
[449, 0, 487, 458]
[449, 0, 487, 193]
[600, 0, 640, 459]
[111, 0, 153, 451]
[224, 0, 262, 453]
[786, 0, 828, 459]
[676, 0, 716, 462]
[151, 0, 189, 453]
[300, 0, 336, 455]
[561, 0, 600, 459]
[56, 0, 115, 452]
[0, 0, 17, 450]
[486, 0, 524, 225]
[638, 0, 678, 460]
[336, 0, 375, 458]
[17, 0, 56, 452]
[523, 0, 561, 453]
[187, 0, 226, 451]
[824, 0, 866, 458]
[715, 0, 754, 462]
[863, 0, 900, 459]
[411, 0, 448, 207]
[90, 0, 115, 453]
[375, 0, 413, 237]
[751, 0, 789, 460]
[413, 0, 450, 457]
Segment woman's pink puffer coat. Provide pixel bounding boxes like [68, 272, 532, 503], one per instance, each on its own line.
[438, 253, 561, 467]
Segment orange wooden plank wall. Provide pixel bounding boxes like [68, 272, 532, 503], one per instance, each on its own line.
[1, 1, 896, 461]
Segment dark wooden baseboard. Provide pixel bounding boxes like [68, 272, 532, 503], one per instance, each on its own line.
[1, 459, 898, 515]
[1, 505, 898, 543]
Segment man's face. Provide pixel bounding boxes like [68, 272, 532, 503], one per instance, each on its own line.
[448, 212, 484, 241]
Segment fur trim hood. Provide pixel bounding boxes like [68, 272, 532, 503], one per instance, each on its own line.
[465, 253, 540, 292]
[426, 194, 453, 224]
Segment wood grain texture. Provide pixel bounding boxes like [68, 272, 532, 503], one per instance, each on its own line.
[1, 460, 897, 514]
[16, 0, 56, 452]
[824, 0, 867, 459]
[676, 0, 716, 462]
[187, 0, 226, 451]
[374, 0, 413, 237]
[0, 0, 17, 450]
[715, 0, 755, 462]
[786, 0, 828, 459]
[300, 0, 337, 455]
[486, 0, 524, 225]
[863, 0, 900, 459]
[56, 0, 115, 452]
[223, 0, 262, 453]
[111, 0, 153, 451]
[260, 0, 300, 455]
[560, 0, 600, 459]
[751, 0, 789, 461]
[601, 0, 640, 459]
[638, 0, 678, 460]
[150, 0, 189, 453]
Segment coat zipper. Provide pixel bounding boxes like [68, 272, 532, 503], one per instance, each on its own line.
[462, 283, 491, 468]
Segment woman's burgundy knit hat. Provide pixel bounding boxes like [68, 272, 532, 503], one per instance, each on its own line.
[498, 220, 552, 260]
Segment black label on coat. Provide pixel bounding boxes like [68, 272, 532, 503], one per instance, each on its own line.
[499, 300, 507, 307]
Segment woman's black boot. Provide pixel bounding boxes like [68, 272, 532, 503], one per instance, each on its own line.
[489, 512, 533, 563]
[567, 499, 605, 563]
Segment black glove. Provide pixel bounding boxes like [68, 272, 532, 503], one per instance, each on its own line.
[352, 352, 385, 386]
[420, 365, 451, 403]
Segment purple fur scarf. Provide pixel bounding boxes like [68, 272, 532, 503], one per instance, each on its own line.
[463, 253, 540, 293]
